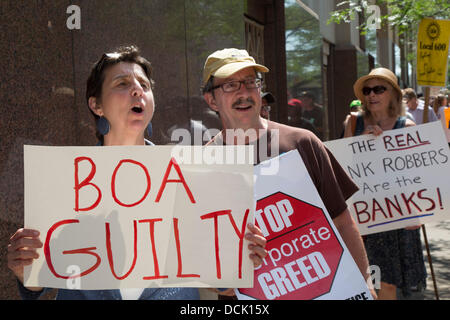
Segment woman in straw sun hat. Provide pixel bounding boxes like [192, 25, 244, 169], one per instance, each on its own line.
[343, 67, 427, 300]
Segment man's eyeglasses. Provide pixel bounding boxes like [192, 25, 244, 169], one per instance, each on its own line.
[210, 78, 262, 93]
[362, 85, 387, 96]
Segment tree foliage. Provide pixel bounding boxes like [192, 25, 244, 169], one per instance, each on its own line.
[329, 0, 450, 87]
[328, 0, 450, 35]
[285, 1, 322, 92]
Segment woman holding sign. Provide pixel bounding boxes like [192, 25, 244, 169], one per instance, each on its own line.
[7, 46, 267, 300]
[343, 68, 427, 300]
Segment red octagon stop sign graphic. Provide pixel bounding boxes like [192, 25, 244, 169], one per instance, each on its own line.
[238, 192, 343, 300]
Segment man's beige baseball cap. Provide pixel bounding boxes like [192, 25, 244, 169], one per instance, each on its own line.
[202, 48, 269, 86]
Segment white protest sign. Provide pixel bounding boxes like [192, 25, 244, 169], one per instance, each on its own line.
[325, 121, 450, 235]
[236, 150, 372, 300]
[24, 145, 254, 289]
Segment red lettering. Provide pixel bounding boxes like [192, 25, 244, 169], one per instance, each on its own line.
[383, 135, 394, 150]
[353, 201, 370, 224]
[385, 196, 403, 218]
[406, 133, 417, 146]
[139, 219, 168, 280]
[111, 159, 151, 207]
[155, 157, 195, 203]
[44, 219, 101, 279]
[62, 247, 102, 278]
[416, 131, 429, 144]
[173, 218, 200, 278]
[228, 209, 250, 279]
[417, 189, 436, 211]
[201, 210, 227, 279]
[105, 220, 138, 280]
[200, 209, 250, 279]
[401, 192, 422, 214]
[437, 187, 443, 209]
[74, 157, 102, 212]
[395, 134, 406, 147]
[372, 198, 388, 221]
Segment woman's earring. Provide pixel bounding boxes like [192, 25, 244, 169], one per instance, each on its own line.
[147, 122, 153, 137]
[97, 117, 110, 136]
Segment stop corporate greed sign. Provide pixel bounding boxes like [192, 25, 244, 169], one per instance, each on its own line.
[324, 121, 450, 235]
[24, 145, 254, 289]
[236, 150, 372, 300]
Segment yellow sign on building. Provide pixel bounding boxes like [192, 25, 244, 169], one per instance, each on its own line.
[417, 18, 450, 87]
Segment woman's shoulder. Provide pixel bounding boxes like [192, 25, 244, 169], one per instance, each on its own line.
[343, 112, 364, 137]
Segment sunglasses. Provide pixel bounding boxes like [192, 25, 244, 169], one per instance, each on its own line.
[362, 85, 387, 96]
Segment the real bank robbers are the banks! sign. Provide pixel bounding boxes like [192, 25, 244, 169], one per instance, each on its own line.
[236, 151, 372, 300]
[325, 121, 450, 236]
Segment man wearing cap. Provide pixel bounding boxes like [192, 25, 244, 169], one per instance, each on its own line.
[349, 100, 362, 113]
[202, 48, 375, 299]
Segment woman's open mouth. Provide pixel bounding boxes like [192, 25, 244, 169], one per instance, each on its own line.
[131, 105, 143, 114]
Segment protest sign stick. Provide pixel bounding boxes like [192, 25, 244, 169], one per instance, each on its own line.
[421, 86, 439, 300]
[422, 87, 430, 124]
[421, 225, 439, 300]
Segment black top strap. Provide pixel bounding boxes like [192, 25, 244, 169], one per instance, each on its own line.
[354, 114, 406, 136]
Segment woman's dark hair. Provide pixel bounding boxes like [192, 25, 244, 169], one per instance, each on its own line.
[86, 45, 154, 141]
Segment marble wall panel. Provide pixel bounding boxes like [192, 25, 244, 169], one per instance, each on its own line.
[0, 0, 245, 299]
[0, 0, 76, 299]
[72, 0, 189, 146]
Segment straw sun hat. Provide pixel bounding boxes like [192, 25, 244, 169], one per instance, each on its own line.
[353, 68, 402, 103]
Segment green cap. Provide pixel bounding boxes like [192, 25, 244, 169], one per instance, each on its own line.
[350, 100, 362, 108]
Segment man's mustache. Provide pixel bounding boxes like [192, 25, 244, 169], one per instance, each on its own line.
[232, 97, 256, 108]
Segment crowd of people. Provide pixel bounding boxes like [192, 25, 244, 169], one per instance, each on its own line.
[6, 45, 449, 301]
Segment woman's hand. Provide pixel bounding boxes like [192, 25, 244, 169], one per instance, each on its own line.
[245, 223, 267, 268]
[7, 228, 43, 286]
[362, 124, 383, 136]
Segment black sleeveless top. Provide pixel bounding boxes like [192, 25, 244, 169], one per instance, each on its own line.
[354, 114, 406, 136]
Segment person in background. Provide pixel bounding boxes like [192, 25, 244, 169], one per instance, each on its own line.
[339, 100, 362, 138]
[343, 67, 426, 300]
[260, 91, 275, 120]
[288, 101, 320, 137]
[349, 99, 362, 113]
[287, 97, 302, 124]
[433, 93, 450, 146]
[432, 93, 447, 120]
[298, 91, 324, 140]
[7, 46, 267, 300]
[287, 96, 302, 112]
[403, 88, 438, 124]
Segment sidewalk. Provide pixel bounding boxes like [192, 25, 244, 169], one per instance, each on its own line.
[421, 220, 450, 300]
[399, 220, 450, 300]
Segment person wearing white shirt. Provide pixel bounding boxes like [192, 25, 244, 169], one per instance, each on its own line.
[403, 88, 438, 124]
